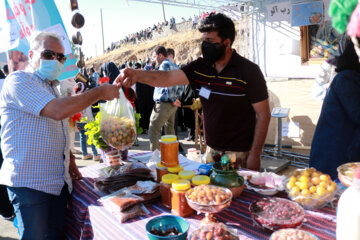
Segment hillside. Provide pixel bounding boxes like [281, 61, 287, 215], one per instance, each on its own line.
[86, 21, 241, 68]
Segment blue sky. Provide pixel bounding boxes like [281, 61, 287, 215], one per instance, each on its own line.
[54, 0, 201, 58]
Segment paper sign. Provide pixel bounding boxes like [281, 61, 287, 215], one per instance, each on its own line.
[292, 1, 324, 27]
[266, 2, 292, 22]
[282, 121, 300, 138]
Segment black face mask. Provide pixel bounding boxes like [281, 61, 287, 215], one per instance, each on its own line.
[201, 41, 226, 63]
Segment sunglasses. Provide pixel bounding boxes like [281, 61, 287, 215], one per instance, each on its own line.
[41, 49, 66, 63]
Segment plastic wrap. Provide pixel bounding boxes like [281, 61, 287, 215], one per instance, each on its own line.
[100, 88, 136, 150]
[245, 172, 286, 196]
[127, 181, 159, 195]
[99, 189, 143, 212]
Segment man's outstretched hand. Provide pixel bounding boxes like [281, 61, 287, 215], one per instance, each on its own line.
[115, 67, 137, 87]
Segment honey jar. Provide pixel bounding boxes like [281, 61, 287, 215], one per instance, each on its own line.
[160, 135, 179, 167]
[171, 179, 193, 217]
[156, 162, 168, 183]
[160, 174, 179, 209]
[167, 165, 183, 175]
[191, 175, 210, 187]
[178, 170, 195, 181]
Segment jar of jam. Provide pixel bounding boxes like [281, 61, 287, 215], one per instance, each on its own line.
[160, 174, 179, 209]
[171, 179, 193, 217]
[178, 170, 195, 181]
[156, 162, 168, 183]
[167, 165, 183, 175]
[160, 135, 179, 167]
[192, 175, 210, 187]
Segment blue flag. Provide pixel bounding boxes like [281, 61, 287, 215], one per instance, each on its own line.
[0, 0, 78, 80]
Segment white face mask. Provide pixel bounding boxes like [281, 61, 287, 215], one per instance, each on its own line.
[36, 59, 64, 80]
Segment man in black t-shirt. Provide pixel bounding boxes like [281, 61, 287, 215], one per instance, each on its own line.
[116, 13, 270, 171]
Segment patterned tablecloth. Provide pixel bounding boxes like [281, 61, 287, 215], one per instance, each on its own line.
[64, 152, 337, 240]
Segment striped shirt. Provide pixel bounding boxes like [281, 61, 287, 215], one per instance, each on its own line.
[153, 59, 184, 102]
[0, 70, 72, 195]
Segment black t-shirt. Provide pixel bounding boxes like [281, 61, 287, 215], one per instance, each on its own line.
[181, 50, 268, 151]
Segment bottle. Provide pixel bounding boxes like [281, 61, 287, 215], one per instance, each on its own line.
[336, 168, 360, 240]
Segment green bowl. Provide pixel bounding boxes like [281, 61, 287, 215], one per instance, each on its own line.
[145, 215, 189, 240]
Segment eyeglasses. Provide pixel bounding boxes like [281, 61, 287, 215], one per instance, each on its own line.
[40, 49, 66, 63]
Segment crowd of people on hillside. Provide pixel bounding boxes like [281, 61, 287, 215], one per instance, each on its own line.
[105, 12, 213, 53]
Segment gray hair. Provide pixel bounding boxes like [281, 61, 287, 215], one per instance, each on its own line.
[30, 32, 63, 51]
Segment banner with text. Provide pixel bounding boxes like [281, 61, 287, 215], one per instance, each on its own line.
[266, 2, 292, 23]
[0, 0, 78, 80]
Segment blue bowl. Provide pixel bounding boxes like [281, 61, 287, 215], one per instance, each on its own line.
[145, 215, 189, 240]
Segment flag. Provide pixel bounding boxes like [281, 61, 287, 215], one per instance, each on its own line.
[0, 0, 78, 80]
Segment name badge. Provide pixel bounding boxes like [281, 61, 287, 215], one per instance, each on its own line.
[199, 87, 211, 100]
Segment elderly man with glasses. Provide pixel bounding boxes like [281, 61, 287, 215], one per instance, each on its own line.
[0, 31, 122, 239]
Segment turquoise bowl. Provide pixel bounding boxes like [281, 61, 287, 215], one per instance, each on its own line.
[145, 215, 189, 240]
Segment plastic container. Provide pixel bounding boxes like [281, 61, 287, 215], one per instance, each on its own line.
[160, 135, 179, 167]
[145, 215, 189, 240]
[337, 168, 360, 240]
[191, 175, 210, 187]
[178, 170, 195, 180]
[160, 174, 179, 209]
[156, 162, 167, 183]
[187, 148, 202, 163]
[101, 149, 121, 166]
[171, 180, 193, 217]
[167, 165, 183, 174]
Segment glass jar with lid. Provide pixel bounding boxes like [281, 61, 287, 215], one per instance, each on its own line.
[167, 165, 183, 175]
[160, 174, 179, 209]
[160, 135, 179, 167]
[179, 170, 195, 181]
[191, 175, 210, 187]
[171, 179, 193, 217]
[156, 162, 168, 183]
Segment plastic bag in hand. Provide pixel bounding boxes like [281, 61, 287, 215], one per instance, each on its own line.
[100, 88, 136, 150]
